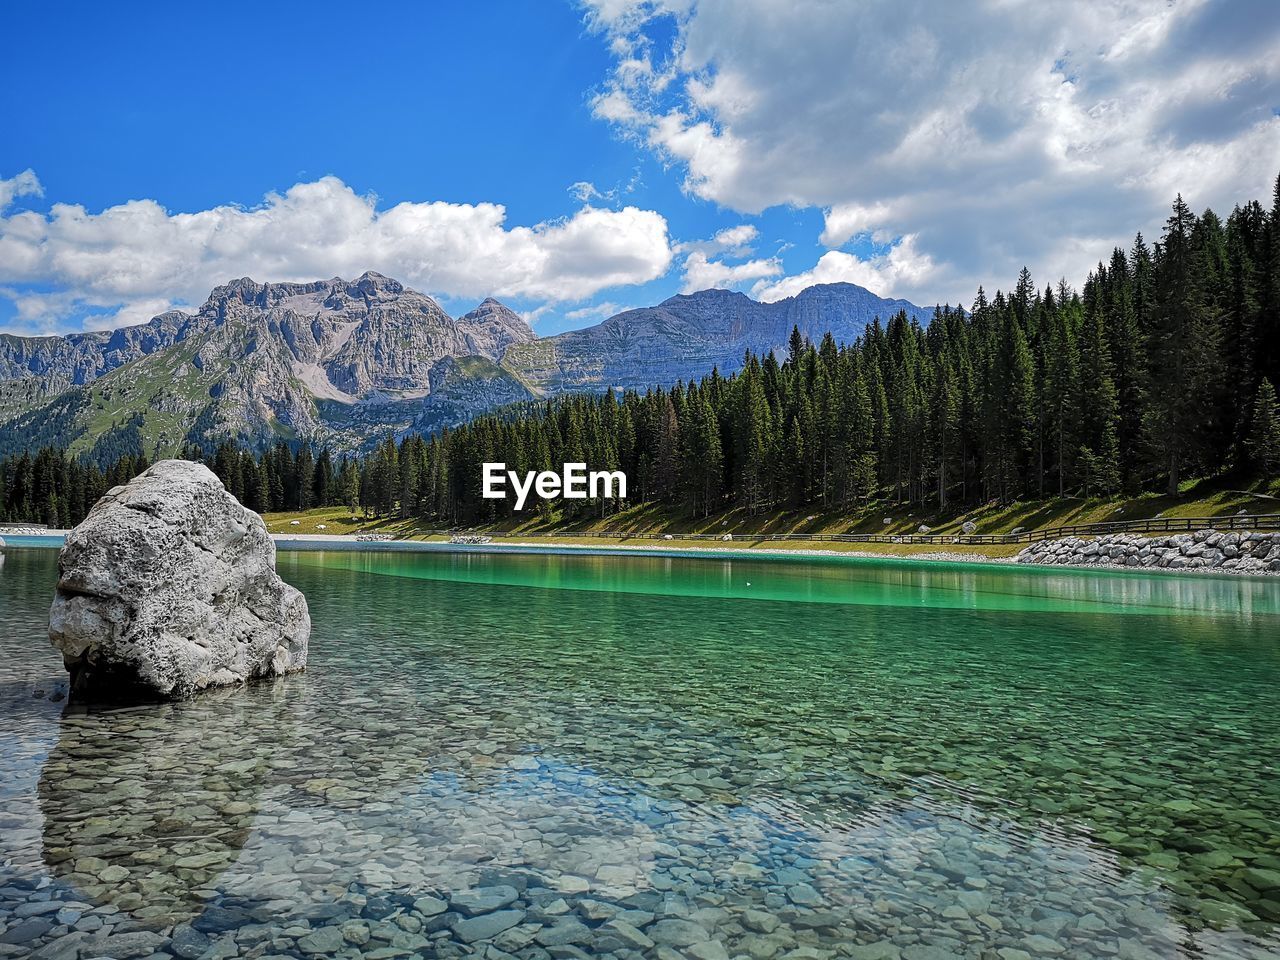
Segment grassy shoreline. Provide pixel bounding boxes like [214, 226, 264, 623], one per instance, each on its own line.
[265, 481, 1280, 536]
[262, 478, 1279, 562]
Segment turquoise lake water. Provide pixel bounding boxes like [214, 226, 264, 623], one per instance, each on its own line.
[0, 545, 1278, 959]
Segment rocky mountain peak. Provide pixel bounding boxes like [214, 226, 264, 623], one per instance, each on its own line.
[346, 271, 404, 300]
[457, 297, 536, 355]
[460, 297, 527, 326]
[793, 281, 870, 297]
[786, 281, 927, 316]
[661, 288, 754, 306]
[208, 277, 269, 305]
[205, 276, 334, 314]
[202, 272, 409, 316]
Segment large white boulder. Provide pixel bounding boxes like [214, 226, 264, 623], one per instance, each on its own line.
[49, 460, 309, 699]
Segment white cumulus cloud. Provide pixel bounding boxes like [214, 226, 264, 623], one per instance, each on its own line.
[674, 223, 779, 292]
[674, 221, 759, 255]
[565, 300, 631, 321]
[820, 203, 893, 248]
[0, 169, 42, 212]
[0, 173, 674, 332]
[709, 223, 757, 250]
[681, 250, 781, 293]
[583, 0, 1280, 304]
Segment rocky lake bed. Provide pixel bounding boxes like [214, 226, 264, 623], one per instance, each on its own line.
[1, 543, 1278, 960]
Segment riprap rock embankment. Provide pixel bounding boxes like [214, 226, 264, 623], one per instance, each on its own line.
[1017, 529, 1280, 574]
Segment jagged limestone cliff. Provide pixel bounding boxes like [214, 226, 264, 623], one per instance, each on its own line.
[0, 273, 536, 456]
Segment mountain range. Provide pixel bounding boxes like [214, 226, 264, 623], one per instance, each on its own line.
[0, 272, 930, 458]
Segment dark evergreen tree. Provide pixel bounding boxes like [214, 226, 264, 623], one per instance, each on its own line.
[1248, 378, 1280, 475]
[1145, 196, 1221, 495]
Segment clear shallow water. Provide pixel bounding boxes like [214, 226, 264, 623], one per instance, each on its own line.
[1, 547, 1278, 960]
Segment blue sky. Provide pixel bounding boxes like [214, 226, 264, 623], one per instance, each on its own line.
[2, 0, 1277, 336]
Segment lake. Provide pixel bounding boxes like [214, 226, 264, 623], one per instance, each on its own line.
[1, 545, 1278, 959]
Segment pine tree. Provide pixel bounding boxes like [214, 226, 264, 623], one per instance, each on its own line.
[735, 357, 774, 514]
[1077, 302, 1121, 494]
[929, 354, 960, 506]
[1247, 378, 1280, 476]
[397, 437, 421, 519]
[1260, 173, 1280, 390]
[1103, 247, 1147, 490]
[241, 451, 266, 512]
[1042, 302, 1080, 494]
[654, 395, 681, 501]
[680, 391, 723, 516]
[295, 444, 315, 511]
[784, 412, 807, 506]
[788, 325, 805, 365]
[989, 306, 1036, 500]
[1013, 267, 1035, 328]
[314, 449, 334, 506]
[845, 362, 878, 502]
[1145, 196, 1221, 495]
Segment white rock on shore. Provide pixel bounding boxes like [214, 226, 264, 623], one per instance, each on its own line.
[48, 459, 310, 699]
[1016, 529, 1280, 574]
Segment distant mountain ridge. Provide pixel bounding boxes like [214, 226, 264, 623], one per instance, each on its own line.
[503, 283, 930, 393]
[0, 273, 931, 457]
